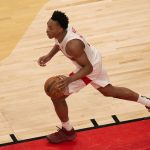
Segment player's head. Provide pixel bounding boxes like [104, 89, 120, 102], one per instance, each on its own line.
[47, 10, 69, 39]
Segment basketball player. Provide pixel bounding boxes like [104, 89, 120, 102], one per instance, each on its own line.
[38, 11, 150, 144]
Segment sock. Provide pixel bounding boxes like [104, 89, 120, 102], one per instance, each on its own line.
[137, 95, 150, 107]
[62, 120, 73, 131]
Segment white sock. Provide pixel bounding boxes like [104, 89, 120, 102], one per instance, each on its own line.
[137, 95, 150, 107]
[62, 120, 73, 131]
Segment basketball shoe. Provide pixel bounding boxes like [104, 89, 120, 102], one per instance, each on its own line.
[47, 126, 77, 144]
[145, 106, 150, 112]
[142, 96, 150, 112]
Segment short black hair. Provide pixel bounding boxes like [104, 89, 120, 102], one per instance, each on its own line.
[51, 10, 69, 29]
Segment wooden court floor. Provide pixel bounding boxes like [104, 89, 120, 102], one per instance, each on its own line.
[0, 0, 150, 145]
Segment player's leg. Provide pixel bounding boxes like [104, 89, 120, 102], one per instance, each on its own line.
[47, 96, 76, 143]
[97, 84, 138, 101]
[51, 96, 69, 123]
[47, 78, 86, 143]
[89, 63, 150, 111]
[96, 84, 150, 110]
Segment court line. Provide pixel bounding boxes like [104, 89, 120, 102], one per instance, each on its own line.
[112, 115, 120, 124]
[90, 119, 99, 127]
[10, 134, 18, 144]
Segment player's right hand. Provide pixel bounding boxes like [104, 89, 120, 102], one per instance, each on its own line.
[38, 55, 48, 67]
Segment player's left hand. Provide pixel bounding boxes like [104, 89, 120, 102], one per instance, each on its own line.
[56, 77, 71, 90]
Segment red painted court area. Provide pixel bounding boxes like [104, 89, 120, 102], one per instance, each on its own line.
[1, 119, 150, 150]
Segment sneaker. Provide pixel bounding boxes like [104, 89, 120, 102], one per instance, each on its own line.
[145, 106, 150, 112]
[142, 96, 150, 112]
[47, 126, 77, 144]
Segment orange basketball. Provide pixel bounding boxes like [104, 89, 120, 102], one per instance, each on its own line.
[44, 75, 67, 100]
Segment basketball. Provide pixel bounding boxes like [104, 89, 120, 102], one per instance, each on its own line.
[44, 75, 67, 100]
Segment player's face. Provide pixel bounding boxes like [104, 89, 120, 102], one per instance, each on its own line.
[46, 19, 62, 39]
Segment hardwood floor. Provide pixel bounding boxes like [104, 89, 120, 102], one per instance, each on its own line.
[0, 0, 150, 144]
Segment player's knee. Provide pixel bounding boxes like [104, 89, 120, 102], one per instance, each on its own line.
[99, 84, 117, 97]
[51, 95, 68, 103]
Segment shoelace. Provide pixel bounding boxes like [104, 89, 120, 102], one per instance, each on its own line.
[54, 126, 65, 137]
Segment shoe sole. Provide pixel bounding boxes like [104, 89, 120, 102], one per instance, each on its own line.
[47, 134, 77, 144]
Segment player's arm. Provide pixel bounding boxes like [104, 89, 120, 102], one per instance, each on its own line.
[47, 44, 60, 59]
[38, 44, 60, 66]
[66, 39, 93, 83]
